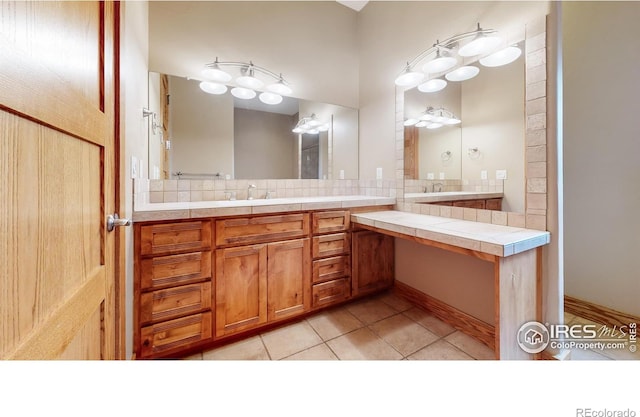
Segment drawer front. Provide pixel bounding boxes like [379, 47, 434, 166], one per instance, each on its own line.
[452, 199, 485, 209]
[216, 213, 310, 247]
[312, 278, 350, 308]
[312, 255, 350, 284]
[140, 312, 212, 358]
[312, 233, 350, 258]
[140, 251, 212, 290]
[140, 221, 211, 256]
[485, 198, 502, 211]
[312, 210, 350, 234]
[140, 282, 212, 325]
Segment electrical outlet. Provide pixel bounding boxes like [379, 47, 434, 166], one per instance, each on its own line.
[376, 167, 383, 180]
[427, 172, 435, 180]
[496, 169, 507, 180]
[439, 172, 445, 180]
[339, 169, 345, 180]
[481, 170, 488, 180]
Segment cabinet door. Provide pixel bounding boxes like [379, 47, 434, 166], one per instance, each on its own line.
[267, 239, 311, 321]
[215, 245, 267, 337]
[352, 231, 394, 296]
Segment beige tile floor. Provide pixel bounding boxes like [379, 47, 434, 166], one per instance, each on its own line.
[564, 312, 639, 361]
[185, 291, 496, 360]
[184, 292, 638, 361]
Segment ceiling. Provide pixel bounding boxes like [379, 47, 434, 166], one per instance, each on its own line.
[336, 1, 369, 12]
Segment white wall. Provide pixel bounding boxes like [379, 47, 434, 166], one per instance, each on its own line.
[563, 2, 640, 317]
[149, 1, 359, 108]
[120, 0, 149, 359]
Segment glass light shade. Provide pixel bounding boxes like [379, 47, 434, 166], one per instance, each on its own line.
[267, 81, 292, 95]
[415, 121, 428, 128]
[199, 81, 227, 95]
[433, 115, 447, 123]
[445, 117, 461, 125]
[259, 92, 283, 105]
[420, 113, 434, 121]
[318, 124, 330, 132]
[418, 79, 447, 93]
[404, 118, 419, 126]
[236, 75, 264, 89]
[292, 127, 304, 133]
[308, 128, 320, 135]
[422, 56, 457, 74]
[458, 35, 502, 57]
[231, 87, 256, 100]
[308, 119, 322, 127]
[395, 69, 425, 86]
[301, 122, 312, 129]
[201, 66, 232, 83]
[479, 46, 522, 67]
[426, 123, 443, 129]
[445, 66, 480, 82]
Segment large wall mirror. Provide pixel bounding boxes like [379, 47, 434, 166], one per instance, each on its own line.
[403, 40, 526, 213]
[147, 72, 359, 181]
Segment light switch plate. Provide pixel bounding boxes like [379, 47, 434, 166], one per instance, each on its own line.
[496, 169, 507, 180]
[339, 169, 345, 180]
[439, 172, 445, 180]
[481, 170, 488, 180]
[376, 167, 383, 180]
[427, 172, 435, 180]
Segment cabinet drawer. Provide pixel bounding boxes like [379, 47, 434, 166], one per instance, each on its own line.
[312, 255, 350, 284]
[312, 278, 350, 308]
[485, 198, 502, 211]
[312, 210, 350, 234]
[140, 221, 211, 256]
[312, 233, 350, 258]
[140, 251, 212, 290]
[140, 282, 212, 325]
[140, 312, 212, 358]
[216, 213, 310, 246]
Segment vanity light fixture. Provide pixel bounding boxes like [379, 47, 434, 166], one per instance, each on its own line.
[394, 23, 521, 92]
[292, 113, 329, 134]
[405, 106, 461, 129]
[200, 58, 293, 105]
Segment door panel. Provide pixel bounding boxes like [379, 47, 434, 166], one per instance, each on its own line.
[0, 1, 119, 359]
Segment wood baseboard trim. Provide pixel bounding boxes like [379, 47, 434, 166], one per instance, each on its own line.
[565, 296, 640, 329]
[394, 281, 495, 352]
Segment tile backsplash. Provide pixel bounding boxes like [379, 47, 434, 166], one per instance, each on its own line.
[134, 178, 397, 207]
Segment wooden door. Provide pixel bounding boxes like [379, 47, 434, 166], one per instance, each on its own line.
[215, 245, 267, 337]
[267, 238, 311, 321]
[352, 231, 395, 297]
[0, 2, 121, 359]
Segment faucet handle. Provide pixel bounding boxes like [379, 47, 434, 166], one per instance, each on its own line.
[265, 190, 274, 199]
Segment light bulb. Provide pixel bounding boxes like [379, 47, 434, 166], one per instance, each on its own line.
[259, 92, 283, 105]
[395, 67, 425, 86]
[445, 66, 480, 82]
[418, 79, 447, 93]
[458, 34, 502, 57]
[231, 87, 256, 100]
[199, 81, 227, 95]
[201, 65, 232, 83]
[267, 80, 292, 95]
[422, 56, 457, 74]
[236, 75, 264, 89]
[479, 46, 522, 67]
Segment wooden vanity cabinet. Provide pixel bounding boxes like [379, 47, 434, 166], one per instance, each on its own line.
[432, 198, 502, 211]
[214, 214, 311, 338]
[351, 230, 394, 297]
[134, 220, 214, 359]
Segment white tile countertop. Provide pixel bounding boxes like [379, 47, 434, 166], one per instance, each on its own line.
[133, 195, 397, 222]
[351, 210, 550, 257]
[404, 191, 503, 203]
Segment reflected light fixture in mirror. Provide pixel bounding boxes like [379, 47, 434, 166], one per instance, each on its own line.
[394, 22, 521, 92]
[199, 57, 293, 105]
[293, 113, 329, 134]
[405, 106, 460, 130]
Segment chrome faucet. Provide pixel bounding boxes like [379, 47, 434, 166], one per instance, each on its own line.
[247, 184, 256, 200]
[224, 191, 236, 201]
[433, 182, 444, 193]
[265, 190, 274, 199]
